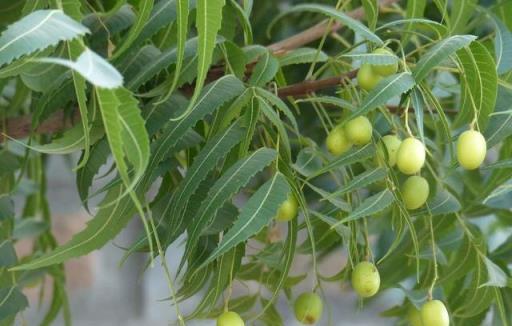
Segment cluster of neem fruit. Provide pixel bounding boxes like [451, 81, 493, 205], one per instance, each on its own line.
[215, 49, 488, 326]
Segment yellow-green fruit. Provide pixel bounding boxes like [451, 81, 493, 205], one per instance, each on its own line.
[275, 195, 298, 222]
[407, 307, 423, 326]
[457, 130, 487, 170]
[402, 176, 430, 210]
[396, 138, 426, 175]
[294, 292, 323, 325]
[351, 261, 380, 298]
[345, 116, 373, 145]
[371, 48, 398, 76]
[217, 311, 245, 326]
[326, 127, 352, 156]
[357, 63, 382, 91]
[420, 300, 449, 326]
[377, 135, 402, 167]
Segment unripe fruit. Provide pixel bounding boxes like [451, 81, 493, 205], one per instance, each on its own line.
[371, 48, 398, 76]
[420, 300, 449, 326]
[351, 261, 380, 298]
[275, 195, 298, 222]
[357, 63, 382, 91]
[294, 292, 323, 324]
[457, 130, 487, 170]
[345, 116, 373, 146]
[396, 138, 426, 175]
[326, 127, 352, 156]
[407, 307, 423, 326]
[217, 311, 245, 326]
[402, 176, 429, 210]
[377, 135, 402, 167]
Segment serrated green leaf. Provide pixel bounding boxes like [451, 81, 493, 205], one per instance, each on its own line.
[11, 185, 136, 270]
[481, 255, 508, 288]
[144, 75, 245, 181]
[413, 34, 476, 82]
[199, 173, 290, 268]
[485, 86, 512, 148]
[127, 37, 198, 89]
[188, 0, 226, 110]
[309, 144, 375, 178]
[362, 0, 378, 31]
[248, 50, 279, 86]
[350, 72, 416, 118]
[185, 148, 277, 262]
[270, 4, 383, 45]
[410, 88, 425, 143]
[490, 14, 512, 75]
[340, 189, 395, 223]
[424, 190, 461, 216]
[341, 52, 398, 65]
[0, 287, 28, 318]
[330, 167, 387, 197]
[38, 48, 123, 88]
[483, 179, 512, 209]
[0, 10, 89, 67]
[112, 0, 153, 59]
[166, 121, 245, 233]
[278, 47, 328, 66]
[450, 0, 476, 34]
[454, 42, 497, 130]
[482, 159, 512, 170]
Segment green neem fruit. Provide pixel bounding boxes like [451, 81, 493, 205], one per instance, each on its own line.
[402, 176, 429, 210]
[345, 116, 373, 146]
[326, 127, 352, 156]
[294, 292, 323, 325]
[377, 134, 402, 167]
[216, 311, 245, 326]
[420, 300, 449, 326]
[457, 130, 487, 170]
[275, 195, 298, 222]
[351, 261, 380, 298]
[396, 138, 426, 175]
[371, 48, 398, 76]
[357, 63, 382, 91]
[407, 306, 423, 326]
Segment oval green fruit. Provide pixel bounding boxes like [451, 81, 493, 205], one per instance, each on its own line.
[402, 176, 429, 210]
[357, 63, 382, 91]
[275, 195, 298, 222]
[351, 261, 380, 298]
[377, 134, 402, 167]
[420, 300, 449, 326]
[326, 127, 352, 156]
[407, 306, 423, 326]
[294, 292, 323, 325]
[457, 130, 487, 170]
[217, 311, 245, 326]
[371, 48, 398, 76]
[345, 116, 373, 146]
[396, 138, 426, 175]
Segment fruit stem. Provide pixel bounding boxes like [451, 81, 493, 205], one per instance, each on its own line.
[427, 213, 438, 300]
[404, 98, 413, 137]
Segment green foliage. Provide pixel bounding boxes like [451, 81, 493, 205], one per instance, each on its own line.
[1, 1, 512, 325]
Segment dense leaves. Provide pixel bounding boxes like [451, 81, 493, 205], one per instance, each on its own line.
[0, 1, 512, 325]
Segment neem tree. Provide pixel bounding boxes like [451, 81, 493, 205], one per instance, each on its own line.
[0, 0, 511, 325]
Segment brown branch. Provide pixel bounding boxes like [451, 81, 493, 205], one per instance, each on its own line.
[1, 111, 78, 142]
[267, 0, 400, 53]
[1, 0, 402, 140]
[277, 69, 358, 98]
